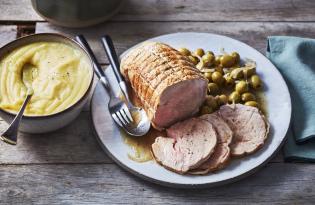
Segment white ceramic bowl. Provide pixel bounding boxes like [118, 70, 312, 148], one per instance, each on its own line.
[0, 33, 94, 134]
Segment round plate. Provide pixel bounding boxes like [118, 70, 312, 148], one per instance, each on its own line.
[91, 32, 291, 188]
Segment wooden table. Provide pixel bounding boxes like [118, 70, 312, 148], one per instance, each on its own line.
[1, 0, 315, 204]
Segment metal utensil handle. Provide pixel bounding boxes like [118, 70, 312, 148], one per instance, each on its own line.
[75, 35, 106, 79]
[101, 35, 130, 102]
[75, 35, 111, 92]
[101, 35, 123, 83]
[1, 94, 32, 145]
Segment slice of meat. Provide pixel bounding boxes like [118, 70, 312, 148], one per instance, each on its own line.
[199, 113, 233, 145]
[189, 144, 230, 175]
[120, 42, 207, 130]
[151, 118, 217, 174]
[189, 113, 233, 174]
[219, 104, 269, 157]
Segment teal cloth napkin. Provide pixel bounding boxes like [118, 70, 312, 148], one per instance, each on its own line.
[267, 36, 315, 162]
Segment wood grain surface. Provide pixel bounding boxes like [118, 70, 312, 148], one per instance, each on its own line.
[0, 163, 314, 204]
[2, 0, 315, 22]
[0, 25, 17, 46]
[36, 22, 315, 64]
[0, 0, 314, 204]
[0, 112, 111, 164]
[0, 0, 41, 21]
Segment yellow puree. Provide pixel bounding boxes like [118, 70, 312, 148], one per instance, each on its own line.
[0, 42, 92, 116]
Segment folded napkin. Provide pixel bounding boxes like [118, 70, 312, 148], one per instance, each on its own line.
[267, 36, 315, 162]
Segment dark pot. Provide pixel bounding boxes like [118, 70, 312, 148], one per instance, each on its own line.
[31, 0, 124, 28]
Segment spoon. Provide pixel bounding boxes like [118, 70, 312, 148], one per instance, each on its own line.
[1, 63, 34, 145]
[75, 35, 150, 136]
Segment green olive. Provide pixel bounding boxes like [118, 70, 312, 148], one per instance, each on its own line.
[178, 48, 191, 56]
[207, 83, 220, 95]
[229, 91, 241, 104]
[250, 75, 262, 89]
[214, 55, 222, 66]
[211, 71, 224, 85]
[245, 101, 259, 108]
[215, 94, 228, 105]
[188, 55, 199, 65]
[231, 52, 240, 65]
[241, 92, 256, 102]
[205, 51, 215, 56]
[200, 105, 214, 115]
[205, 95, 218, 110]
[194, 48, 205, 57]
[202, 53, 214, 66]
[235, 80, 249, 94]
[215, 66, 224, 75]
[220, 54, 235, 68]
[230, 68, 244, 79]
[243, 67, 256, 78]
[204, 72, 212, 81]
[224, 75, 235, 87]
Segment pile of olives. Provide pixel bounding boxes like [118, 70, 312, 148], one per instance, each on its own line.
[178, 47, 263, 115]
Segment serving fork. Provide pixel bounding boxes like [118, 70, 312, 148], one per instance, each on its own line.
[75, 35, 133, 129]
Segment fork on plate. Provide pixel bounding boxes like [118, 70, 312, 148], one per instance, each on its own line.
[75, 35, 133, 128]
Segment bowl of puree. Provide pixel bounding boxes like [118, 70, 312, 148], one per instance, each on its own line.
[0, 33, 94, 133]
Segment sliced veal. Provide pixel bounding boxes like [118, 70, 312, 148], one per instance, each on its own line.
[151, 118, 217, 174]
[189, 113, 233, 174]
[219, 104, 269, 157]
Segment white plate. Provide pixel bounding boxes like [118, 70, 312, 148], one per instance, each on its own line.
[91, 32, 291, 188]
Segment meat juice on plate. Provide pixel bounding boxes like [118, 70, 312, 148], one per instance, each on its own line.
[256, 91, 268, 116]
[122, 128, 165, 162]
[120, 89, 166, 162]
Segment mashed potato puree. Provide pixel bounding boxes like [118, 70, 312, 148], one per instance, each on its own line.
[0, 42, 92, 116]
